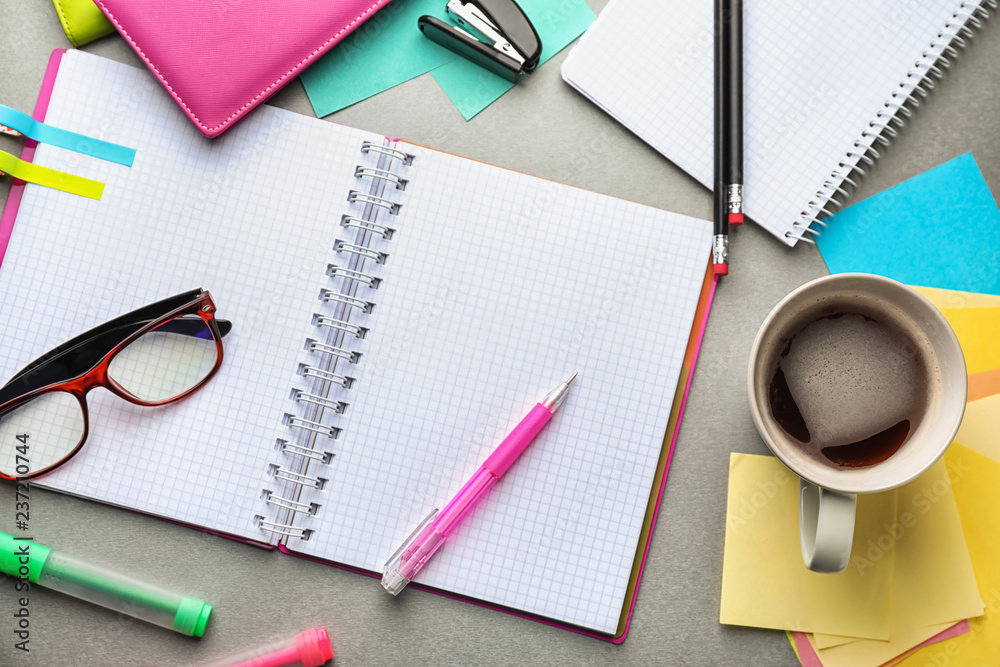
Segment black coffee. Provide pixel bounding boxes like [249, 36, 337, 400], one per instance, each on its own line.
[766, 301, 934, 469]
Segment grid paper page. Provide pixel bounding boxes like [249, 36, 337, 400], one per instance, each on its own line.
[290, 144, 713, 633]
[0, 51, 382, 540]
[562, 0, 978, 245]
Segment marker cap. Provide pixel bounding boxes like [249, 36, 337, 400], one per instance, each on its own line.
[296, 627, 334, 666]
[174, 596, 213, 637]
[0, 531, 51, 583]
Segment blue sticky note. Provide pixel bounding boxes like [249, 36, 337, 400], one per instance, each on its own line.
[817, 153, 1000, 296]
[431, 0, 596, 120]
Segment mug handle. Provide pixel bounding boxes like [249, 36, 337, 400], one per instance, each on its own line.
[799, 479, 856, 573]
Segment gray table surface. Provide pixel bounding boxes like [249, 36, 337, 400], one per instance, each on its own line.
[1, 1, 998, 665]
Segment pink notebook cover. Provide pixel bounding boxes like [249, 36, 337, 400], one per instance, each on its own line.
[96, 0, 393, 138]
[0, 49, 718, 642]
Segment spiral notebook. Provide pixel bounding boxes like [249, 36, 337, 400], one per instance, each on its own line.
[0, 50, 715, 639]
[561, 0, 995, 246]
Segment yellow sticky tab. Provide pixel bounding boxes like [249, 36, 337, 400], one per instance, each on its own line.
[896, 445, 1000, 665]
[937, 307, 1000, 375]
[786, 630, 802, 662]
[955, 395, 1000, 464]
[720, 453, 896, 639]
[0, 149, 103, 200]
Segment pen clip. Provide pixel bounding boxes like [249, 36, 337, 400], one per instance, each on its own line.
[418, 0, 542, 83]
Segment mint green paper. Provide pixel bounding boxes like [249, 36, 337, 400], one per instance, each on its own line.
[301, 0, 454, 118]
[301, 0, 595, 120]
[432, 0, 596, 120]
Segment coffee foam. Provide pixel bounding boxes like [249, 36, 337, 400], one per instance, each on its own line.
[778, 306, 931, 450]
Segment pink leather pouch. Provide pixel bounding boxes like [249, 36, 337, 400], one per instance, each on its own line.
[96, 0, 392, 137]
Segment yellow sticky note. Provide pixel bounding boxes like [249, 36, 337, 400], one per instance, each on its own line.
[720, 453, 896, 639]
[887, 460, 983, 632]
[800, 460, 983, 666]
[811, 623, 954, 667]
[937, 307, 1000, 375]
[955, 395, 1000, 464]
[896, 445, 1000, 665]
[912, 286, 1000, 310]
[811, 633, 859, 649]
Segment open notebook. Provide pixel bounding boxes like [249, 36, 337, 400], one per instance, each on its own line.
[561, 0, 994, 245]
[0, 50, 715, 639]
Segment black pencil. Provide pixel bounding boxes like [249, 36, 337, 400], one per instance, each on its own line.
[714, 0, 743, 275]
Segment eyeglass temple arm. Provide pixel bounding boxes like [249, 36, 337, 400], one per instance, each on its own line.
[155, 318, 233, 339]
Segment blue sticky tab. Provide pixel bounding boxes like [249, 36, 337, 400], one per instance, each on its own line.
[0, 104, 136, 167]
[817, 153, 1000, 296]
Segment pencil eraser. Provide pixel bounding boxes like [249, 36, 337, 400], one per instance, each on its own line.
[714, 263, 729, 275]
[728, 213, 744, 225]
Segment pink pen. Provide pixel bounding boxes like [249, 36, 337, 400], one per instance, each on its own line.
[382, 373, 578, 595]
[196, 627, 333, 667]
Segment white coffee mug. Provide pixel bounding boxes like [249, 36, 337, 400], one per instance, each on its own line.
[747, 274, 967, 573]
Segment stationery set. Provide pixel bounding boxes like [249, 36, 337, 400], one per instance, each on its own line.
[3, 0, 999, 660]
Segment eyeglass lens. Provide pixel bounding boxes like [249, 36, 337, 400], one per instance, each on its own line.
[0, 391, 85, 477]
[0, 314, 219, 477]
[108, 315, 219, 403]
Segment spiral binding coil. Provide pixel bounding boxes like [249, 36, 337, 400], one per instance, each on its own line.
[320, 289, 375, 314]
[342, 215, 395, 239]
[787, 0, 996, 243]
[257, 139, 414, 541]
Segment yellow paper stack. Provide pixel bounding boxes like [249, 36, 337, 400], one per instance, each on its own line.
[720, 287, 1000, 666]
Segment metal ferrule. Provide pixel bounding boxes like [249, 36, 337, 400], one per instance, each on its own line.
[727, 184, 743, 214]
[713, 234, 729, 265]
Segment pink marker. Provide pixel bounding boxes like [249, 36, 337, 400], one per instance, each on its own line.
[382, 373, 578, 595]
[196, 627, 333, 667]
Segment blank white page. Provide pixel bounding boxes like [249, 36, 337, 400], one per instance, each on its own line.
[0, 51, 384, 541]
[289, 142, 713, 633]
[562, 0, 980, 245]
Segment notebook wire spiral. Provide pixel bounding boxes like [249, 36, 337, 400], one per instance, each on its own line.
[788, 0, 997, 243]
[256, 139, 414, 541]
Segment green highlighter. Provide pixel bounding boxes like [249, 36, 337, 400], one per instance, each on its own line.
[0, 531, 212, 636]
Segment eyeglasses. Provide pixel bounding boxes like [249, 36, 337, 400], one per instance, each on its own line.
[0, 289, 231, 480]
